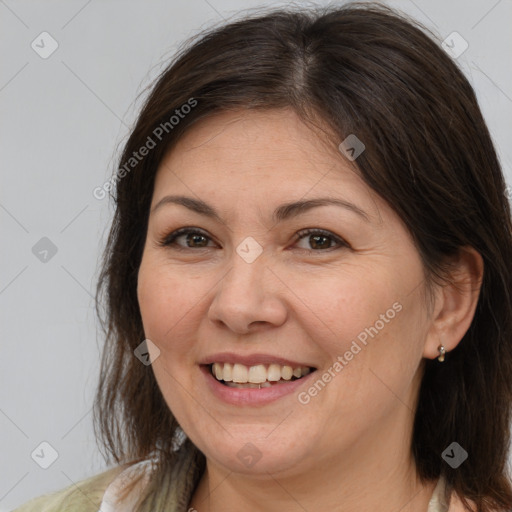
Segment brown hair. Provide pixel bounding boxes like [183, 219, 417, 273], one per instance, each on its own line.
[93, 3, 512, 511]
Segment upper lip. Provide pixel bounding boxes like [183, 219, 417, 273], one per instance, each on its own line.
[199, 352, 316, 369]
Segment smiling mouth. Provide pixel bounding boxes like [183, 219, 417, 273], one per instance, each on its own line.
[208, 362, 316, 388]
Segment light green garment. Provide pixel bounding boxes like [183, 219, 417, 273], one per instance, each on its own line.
[11, 465, 127, 512]
[12, 443, 199, 512]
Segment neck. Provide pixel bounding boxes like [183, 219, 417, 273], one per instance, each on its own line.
[189, 427, 437, 512]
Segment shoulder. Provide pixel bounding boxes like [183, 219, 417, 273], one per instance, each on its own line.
[11, 465, 128, 512]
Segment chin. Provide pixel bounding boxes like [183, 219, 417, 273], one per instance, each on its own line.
[187, 425, 313, 476]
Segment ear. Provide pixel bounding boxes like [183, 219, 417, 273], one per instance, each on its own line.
[423, 246, 484, 360]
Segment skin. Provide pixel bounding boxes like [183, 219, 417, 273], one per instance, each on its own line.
[137, 108, 483, 512]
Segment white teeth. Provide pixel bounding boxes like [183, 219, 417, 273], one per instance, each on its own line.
[210, 362, 313, 384]
[214, 363, 223, 380]
[281, 365, 293, 380]
[232, 363, 248, 383]
[267, 364, 282, 381]
[212, 362, 234, 382]
[223, 362, 233, 382]
[248, 365, 267, 383]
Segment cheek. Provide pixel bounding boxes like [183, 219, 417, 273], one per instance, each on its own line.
[137, 259, 187, 349]
[309, 266, 425, 401]
[137, 265, 167, 338]
[300, 268, 397, 352]
[137, 261, 197, 416]
[137, 257, 212, 369]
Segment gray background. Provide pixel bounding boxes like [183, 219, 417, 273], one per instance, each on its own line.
[1, 0, 511, 510]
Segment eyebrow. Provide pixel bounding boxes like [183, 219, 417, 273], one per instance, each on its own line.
[151, 194, 371, 223]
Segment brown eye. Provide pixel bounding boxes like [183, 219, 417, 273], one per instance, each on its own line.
[184, 232, 209, 248]
[160, 228, 215, 249]
[295, 229, 347, 251]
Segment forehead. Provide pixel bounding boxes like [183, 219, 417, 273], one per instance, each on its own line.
[154, 108, 368, 194]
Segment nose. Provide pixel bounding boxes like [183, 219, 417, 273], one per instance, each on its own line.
[207, 253, 288, 334]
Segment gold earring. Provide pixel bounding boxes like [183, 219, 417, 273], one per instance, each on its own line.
[437, 344, 446, 362]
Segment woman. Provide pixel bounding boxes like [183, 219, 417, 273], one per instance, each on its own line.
[14, 3, 512, 511]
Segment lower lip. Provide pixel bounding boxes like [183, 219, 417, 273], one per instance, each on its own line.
[200, 365, 316, 406]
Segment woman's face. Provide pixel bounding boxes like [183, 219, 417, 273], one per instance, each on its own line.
[137, 108, 435, 478]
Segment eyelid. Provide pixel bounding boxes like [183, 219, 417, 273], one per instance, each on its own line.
[292, 228, 349, 253]
[294, 228, 347, 245]
[158, 227, 215, 248]
[159, 226, 349, 252]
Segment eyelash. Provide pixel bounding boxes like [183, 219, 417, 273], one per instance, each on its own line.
[158, 227, 348, 253]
